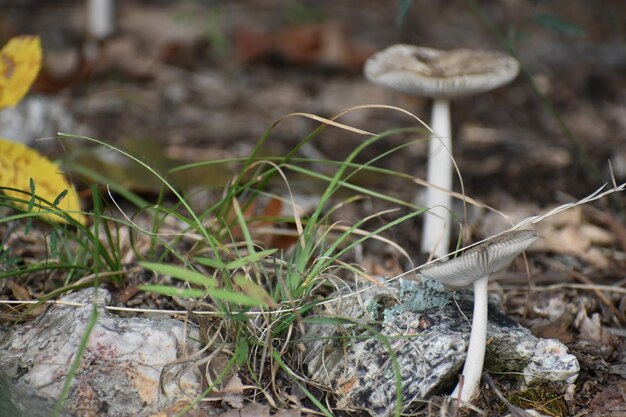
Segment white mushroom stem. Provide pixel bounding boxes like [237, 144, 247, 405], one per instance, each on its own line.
[451, 275, 489, 403]
[419, 230, 539, 403]
[421, 98, 453, 258]
[87, 0, 115, 40]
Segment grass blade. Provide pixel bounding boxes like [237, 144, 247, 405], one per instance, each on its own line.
[140, 262, 217, 288]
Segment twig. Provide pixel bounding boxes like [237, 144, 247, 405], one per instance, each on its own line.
[482, 372, 535, 417]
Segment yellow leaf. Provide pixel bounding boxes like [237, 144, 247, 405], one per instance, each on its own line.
[0, 138, 86, 225]
[0, 35, 42, 109]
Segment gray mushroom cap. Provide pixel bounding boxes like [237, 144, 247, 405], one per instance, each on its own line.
[419, 230, 538, 290]
[364, 44, 520, 99]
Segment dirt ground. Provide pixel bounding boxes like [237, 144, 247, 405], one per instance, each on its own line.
[2, 1, 626, 416]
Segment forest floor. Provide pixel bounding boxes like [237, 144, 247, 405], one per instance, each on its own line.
[1, 1, 626, 416]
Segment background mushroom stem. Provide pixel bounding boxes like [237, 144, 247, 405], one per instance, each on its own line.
[451, 274, 488, 403]
[87, 0, 115, 40]
[421, 98, 453, 258]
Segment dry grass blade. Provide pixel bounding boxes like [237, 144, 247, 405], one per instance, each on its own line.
[245, 159, 306, 249]
[412, 176, 504, 217]
[412, 181, 626, 273]
[514, 182, 626, 229]
[278, 112, 374, 136]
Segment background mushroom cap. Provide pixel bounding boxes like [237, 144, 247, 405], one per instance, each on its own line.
[364, 44, 520, 99]
[419, 230, 538, 290]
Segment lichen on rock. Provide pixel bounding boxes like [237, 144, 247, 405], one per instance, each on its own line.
[303, 278, 580, 417]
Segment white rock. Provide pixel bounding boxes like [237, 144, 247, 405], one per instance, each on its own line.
[0, 96, 81, 144]
[523, 338, 580, 385]
[0, 288, 202, 417]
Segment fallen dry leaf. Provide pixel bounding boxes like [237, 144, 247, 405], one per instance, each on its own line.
[0, 138, 86, 225]
[588, 380, 626, 417]
[510, 205, 616, 268]
[575, 308, 613, 346]
[222, 374, 245, 409]
[218, 411, 240, 417]
[585, 207, 626, 253]
[119, 4, 205, 68]
[97, 37, 157, 78]
[0, 35, 42, 108]
[483, 204, 615, 269]
[219, 403, 270, 417]
[239, 404, 271, 417]
[574, 307, 619, 359]
[579, 224, 614, 246]
[531, 309, 575, 344]
[149, 400, 209, 417]
[234, 21, 373, 72]
[217, 404, 302, 417]
[7, 280, 30, 301]
[274, 409, 302, 417]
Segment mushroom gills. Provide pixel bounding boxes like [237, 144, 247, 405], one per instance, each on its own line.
[419, 230, 538, 290]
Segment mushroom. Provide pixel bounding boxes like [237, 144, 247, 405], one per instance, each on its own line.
[364, 45, 519, 258]
[418, 230, 539, 403]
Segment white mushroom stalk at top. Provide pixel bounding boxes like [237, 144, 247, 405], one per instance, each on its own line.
[419, 230, 539, 403]
[87, 0, 115, 40]
[364, 45, 519, 258]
